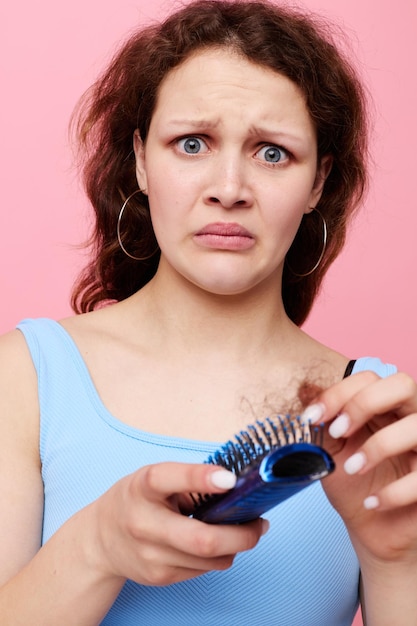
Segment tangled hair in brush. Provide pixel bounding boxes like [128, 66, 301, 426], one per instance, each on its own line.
[71, 0, 369, 325]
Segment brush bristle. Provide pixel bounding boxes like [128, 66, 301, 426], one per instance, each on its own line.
[206, 415, 321, 475]
[190, 416, 325, 509]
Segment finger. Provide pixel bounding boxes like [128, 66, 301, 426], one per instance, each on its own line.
[131, 507, 267, 584]
[342, 413, 417, 477]
[131, 538, 238, 586]
[136, 462, 237, 501]
[341, 372, 417, 424]
[300, 370, 381, 425]
[363, 471, 417, 512]
[141, 565, 221, 586]
[301, 372, 417, 437]
[155, 506, 267, 558]
[128, 464, 267, 558]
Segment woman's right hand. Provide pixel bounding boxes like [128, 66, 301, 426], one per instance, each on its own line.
[88, 462, 267, 587]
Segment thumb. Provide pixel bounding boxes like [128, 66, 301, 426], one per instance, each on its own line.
[135, 462, 236, 502]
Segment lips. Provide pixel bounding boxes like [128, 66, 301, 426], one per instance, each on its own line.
[194, 222, 255, 251]
[196, 222, 253, 238]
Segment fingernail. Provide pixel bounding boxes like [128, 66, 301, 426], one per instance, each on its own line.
[364, 495, 379, 510]
[261, 519, 270, 535]
[210, 470, 237, 490]
[329, 413, 350, 439]
[344, 451, 367, 475]
[300, 403, 325, 425]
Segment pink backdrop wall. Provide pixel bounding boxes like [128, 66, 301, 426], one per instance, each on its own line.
[2, 2, 416, 623]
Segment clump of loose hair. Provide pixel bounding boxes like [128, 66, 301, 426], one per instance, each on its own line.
[71, 0, 369, 325]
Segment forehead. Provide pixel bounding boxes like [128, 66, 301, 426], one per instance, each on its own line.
[150, 47, 315, 135]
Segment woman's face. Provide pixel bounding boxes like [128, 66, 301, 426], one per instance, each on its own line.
[134, 47, 329, 297]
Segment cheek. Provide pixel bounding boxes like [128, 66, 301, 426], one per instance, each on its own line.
[261, 166, 317, 216]
[146, 159, 197, 228]
[146, 182, 182, 247]
[145, 166, 169, 209]
[260, 189, 310, 256]
[146, 159, 185, 207]
[263, 192, 307, 232]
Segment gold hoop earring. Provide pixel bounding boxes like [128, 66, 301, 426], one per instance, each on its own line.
[287, 209, 327, 277]
[117, 189, 159, 261]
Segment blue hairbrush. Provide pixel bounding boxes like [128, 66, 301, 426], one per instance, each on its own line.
[192, 415, 334, 524]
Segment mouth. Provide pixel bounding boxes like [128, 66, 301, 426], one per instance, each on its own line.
[194, 222, 255, 251]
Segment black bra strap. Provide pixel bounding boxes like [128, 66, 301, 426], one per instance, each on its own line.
[343, 359, 356, 379]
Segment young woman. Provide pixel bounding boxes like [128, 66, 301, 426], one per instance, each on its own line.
[1, 1, 416, 624]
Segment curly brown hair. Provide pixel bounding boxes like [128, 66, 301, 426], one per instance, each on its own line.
[71, 0, 369, 325]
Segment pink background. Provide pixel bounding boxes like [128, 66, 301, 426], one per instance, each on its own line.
[2, 1, 416, 623]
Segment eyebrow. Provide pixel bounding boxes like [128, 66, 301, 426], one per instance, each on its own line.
[247, 124, 311, 146]
[165, 119, 311, 147]
[166, 119, 221, 130]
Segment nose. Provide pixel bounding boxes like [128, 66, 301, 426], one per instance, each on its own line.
[204, 151, 253, 209]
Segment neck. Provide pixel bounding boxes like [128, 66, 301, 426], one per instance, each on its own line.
[131, 263, 299, 360]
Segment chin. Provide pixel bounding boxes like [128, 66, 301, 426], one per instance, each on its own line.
[191, 277, 265, 298]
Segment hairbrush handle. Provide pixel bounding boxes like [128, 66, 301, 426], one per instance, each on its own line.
[192, 443, 335, 524]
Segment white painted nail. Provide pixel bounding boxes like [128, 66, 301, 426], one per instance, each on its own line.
[210, 470, 237, 490]
[363, 495, 380, 510]
[329, 413, 350, 439]
[344, 451, 367, 475]
[300, 403, 325, 425]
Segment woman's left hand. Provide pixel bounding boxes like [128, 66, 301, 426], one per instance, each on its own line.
[301, 370, 417, 565]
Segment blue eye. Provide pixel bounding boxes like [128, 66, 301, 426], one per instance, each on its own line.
[178, 137, 207, 154]
[257, 145, 288, 163]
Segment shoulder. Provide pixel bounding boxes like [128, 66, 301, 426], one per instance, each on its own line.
[59, 301, 142, 354]
[0, 327, 40, 477]
[351, 357, 397, 378]
[0, 327, 39, 393]
[296, 330, 352, 384]
[0, 329, 43, 583]
[59, 303, 126, 336]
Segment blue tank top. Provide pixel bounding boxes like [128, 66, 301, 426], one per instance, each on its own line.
[17, 318, 397, 626]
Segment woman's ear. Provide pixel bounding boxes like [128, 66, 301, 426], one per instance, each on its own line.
[133, 130, 148, 192]
[308, 155, 333, 209]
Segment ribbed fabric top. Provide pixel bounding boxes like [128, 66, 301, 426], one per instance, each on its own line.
[17, 318, 397, 625]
